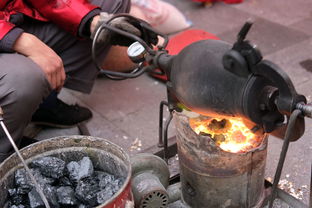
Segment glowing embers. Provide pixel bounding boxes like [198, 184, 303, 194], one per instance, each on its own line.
[189, 116, 264, 153]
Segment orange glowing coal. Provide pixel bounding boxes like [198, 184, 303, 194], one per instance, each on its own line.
[189, 117, 264, 153]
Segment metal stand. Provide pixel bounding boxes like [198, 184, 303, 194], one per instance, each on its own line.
[158, 100, 173, 163]
[269, 109, 303, 208]
[158, 101, 169, 147]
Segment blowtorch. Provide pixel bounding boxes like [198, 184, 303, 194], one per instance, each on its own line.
[93, 18, 311, 138]
[92, 17, 312, 207]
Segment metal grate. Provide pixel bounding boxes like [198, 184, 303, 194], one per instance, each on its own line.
[140, 191, 168, 208]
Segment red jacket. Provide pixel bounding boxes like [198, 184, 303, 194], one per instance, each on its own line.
[0, 0, 98, 40]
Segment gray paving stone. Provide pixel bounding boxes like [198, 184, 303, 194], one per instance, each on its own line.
[167, 0, 256, 35]
[59, 88, 135, 152]
[64, 75, 168, 155]
[290, 17, 312, 36]
[110, 99, 175, 155]
[218, 17, 309, 56]
[264, 38, 312, 88]
[71, 75, 166, 121]
[231, 0, 312, 26]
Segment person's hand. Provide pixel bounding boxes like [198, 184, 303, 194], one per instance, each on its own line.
[90, 12, 158, 47]
[13, 33, 66, 91]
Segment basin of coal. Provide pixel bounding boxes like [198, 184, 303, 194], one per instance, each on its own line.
[5, 156, 125, 208]
[0, 136, 132, 208]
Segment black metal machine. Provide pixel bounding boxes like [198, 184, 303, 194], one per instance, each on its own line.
[92, 17, 312, 207]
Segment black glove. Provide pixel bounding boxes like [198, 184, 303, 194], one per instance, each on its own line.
[91, 12, 158, 47]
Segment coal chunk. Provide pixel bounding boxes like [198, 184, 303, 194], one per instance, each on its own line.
[15, 168, 56, 196]
[96, 186, 114, 204]
[10, 205, 25, 208]
[96, 171, 115, 189]
[75, 177, 100, 207]
[31, 156, 65, 179]
[28, 189, 44, 208]
[42, 185, 59, 208]
[56, 186, 77, 207]
[31, 169, 56, 186]
[58, 176, 72, 186]
[8, 188, 26, 205]
[78, 204, 90, 208]
[67, 157, 94, 182]
[96, 171, 124, 193]
[95, 171, 124, 204]
[7, 156, 126, 208]
[28, 185, 59, 208]
[15, 169, 32, 194]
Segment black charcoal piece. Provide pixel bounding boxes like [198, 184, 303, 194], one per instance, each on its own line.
[10, 205, 25, 208]
[67, 157, 94, 182]
[78, 157, 94, 179]
[8, 188, 17, 196]
[56, 186, 77, 206]
[75, 177, 100, 206]
[28, 189, 44, 208]
[28, 185, 59, 208]
[96, 186, 114, 204]
[31, 156, 65, 179]
[58, 176, 72, 186]
[8, 188, 26, 205]
[31, 169, 56, 185]
[96, 171, 115, 189]
[111, 178, 124, 193]
[78, 204, 90, 208]
[66, 161, 80, 182]
[43, 184, 59, 208]
[15, 169, 32, 194]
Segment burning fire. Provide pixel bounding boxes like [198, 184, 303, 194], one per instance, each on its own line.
[189, 117, 264, 153]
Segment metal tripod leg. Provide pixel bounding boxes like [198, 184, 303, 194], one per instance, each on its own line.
[163, 112, 173, 163]
[158, 101, 169, 147]
[269, 109, 302, 208]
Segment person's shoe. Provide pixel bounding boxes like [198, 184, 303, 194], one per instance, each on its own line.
[31, 99, 93, 128]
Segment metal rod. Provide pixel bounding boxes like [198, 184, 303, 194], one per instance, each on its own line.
[163, 112, 173, 163]
[296, 103, 312, 118]
[268, 109, 302, 208]
[276, 186, 309, 208]
[158, 101, 168, 147]
[0, 120, 51, 208]
[77, 122, 91, 136]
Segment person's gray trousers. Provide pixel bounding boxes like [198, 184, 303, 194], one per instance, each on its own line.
[0, 0, 131, 162]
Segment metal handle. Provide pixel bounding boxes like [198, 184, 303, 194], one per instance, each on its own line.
[296, 102, 312, 118]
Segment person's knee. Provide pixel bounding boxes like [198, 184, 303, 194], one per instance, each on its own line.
[1, 56, 51, 111]
[15, 68, 50, 108]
